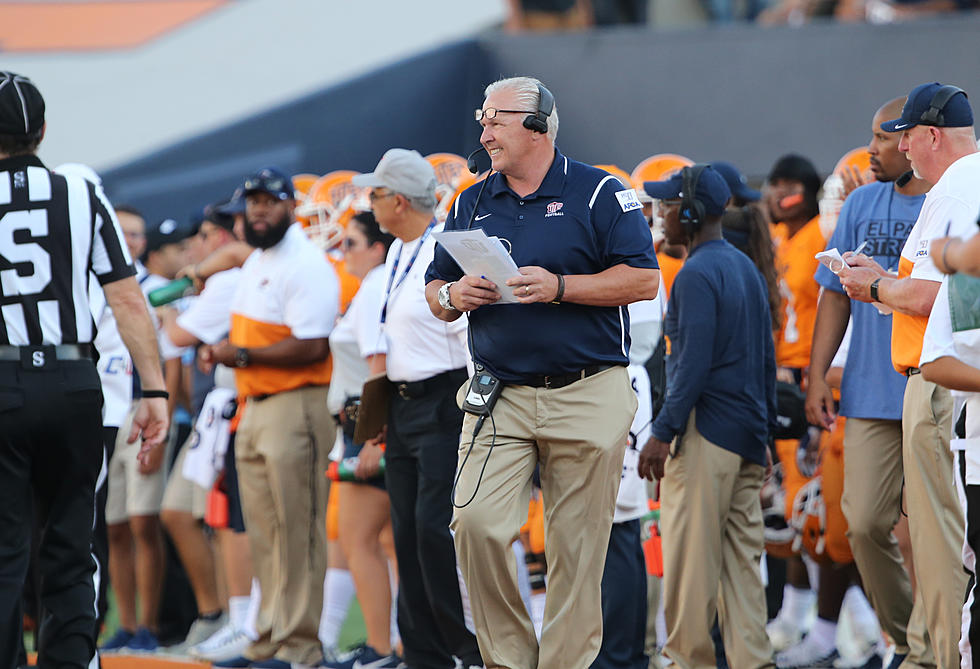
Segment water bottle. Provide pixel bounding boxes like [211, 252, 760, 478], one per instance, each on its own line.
[148, 276, 194, 307]
[327, 455, 386, 482]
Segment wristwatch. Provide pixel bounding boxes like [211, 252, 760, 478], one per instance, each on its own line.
[870, 278, 881, 302]
[438, 282, 458, 311]
[234, 347, 250, 368]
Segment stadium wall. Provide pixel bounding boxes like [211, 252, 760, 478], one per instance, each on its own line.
[102, 13, 980, 223]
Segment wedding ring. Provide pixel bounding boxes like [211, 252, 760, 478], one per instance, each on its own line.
[525, 286, 530, 295]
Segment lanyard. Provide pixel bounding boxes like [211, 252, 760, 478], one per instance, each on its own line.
[381, 221, 436, 324]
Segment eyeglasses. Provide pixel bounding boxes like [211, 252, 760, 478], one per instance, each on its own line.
[368, 189, 396, 203]
[474, 108, 535, 122]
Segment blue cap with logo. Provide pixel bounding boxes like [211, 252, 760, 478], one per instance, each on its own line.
[710, 161, 760, 203]
[643, 165, 732, 217]
[145, 217, 193, 253]
[880, 82, 973, 132]
[242, 167, 293, 201]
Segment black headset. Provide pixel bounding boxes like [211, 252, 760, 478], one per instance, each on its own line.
[679, 163, 709, 235]
[919, 85, 967, 126]
[522, 83, 555, 135]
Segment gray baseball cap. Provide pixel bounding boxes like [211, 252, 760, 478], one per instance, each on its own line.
[352, 149, 437, 199]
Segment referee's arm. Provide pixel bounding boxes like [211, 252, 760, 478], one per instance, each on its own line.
[103, 276, 169, 459]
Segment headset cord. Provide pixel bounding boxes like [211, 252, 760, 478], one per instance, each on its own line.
[451, 391, 498, 509]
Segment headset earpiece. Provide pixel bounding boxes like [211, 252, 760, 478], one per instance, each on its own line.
[679, 164, 708, 236]
[920, 85, 966, 126]
[523, 84, 555, 135]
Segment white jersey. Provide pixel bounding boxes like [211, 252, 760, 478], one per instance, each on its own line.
[89, 278, 132, 427]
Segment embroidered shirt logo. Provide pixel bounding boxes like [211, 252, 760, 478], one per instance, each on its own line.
[545, 201, 564, 217]
[915, 238, 930, 258]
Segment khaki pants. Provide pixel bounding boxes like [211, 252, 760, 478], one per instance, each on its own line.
[841, 418, 932, 661]
[236, 385, 333, 666]
[452, 366, 636, 669]
[902, 374, 967, 669]
[660, 413, 774, 669]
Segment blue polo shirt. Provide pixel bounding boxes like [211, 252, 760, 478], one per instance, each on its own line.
[424, 149, 658, 383]
[650, 240, 776, 466]
[814, 180, 922, 420]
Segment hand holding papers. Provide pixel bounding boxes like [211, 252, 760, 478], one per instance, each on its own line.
[816, 242, 892, 314]
[433, 229, 522, 304]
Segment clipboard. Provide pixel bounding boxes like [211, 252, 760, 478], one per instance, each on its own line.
[353, 372, 392, 444]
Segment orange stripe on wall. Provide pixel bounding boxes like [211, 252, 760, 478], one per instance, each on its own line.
[0, 1, 227, 52]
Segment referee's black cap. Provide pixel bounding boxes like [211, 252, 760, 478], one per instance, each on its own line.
[0, 71, 45, 136]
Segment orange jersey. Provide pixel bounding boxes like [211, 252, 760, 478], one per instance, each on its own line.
[656, 252, 684, 301]
[772, 216, 826, 369]
[890, 256, 929, 373]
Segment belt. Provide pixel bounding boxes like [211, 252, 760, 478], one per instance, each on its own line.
[906, 367, 921, 377]
[521, 364, 615, 390]
[0, 344, 93, 361]
[393, 368, 467, 400]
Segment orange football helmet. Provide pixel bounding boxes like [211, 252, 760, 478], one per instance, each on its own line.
[297, 170, 363, 251]
[427, 153, 469, 223]
[833, 147, 872, 178]
[630, 153, 695, 194]
[593, 164, 632, 188]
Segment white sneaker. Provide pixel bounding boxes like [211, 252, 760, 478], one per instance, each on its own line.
[776, 635, 839, 668]
[768, 615, 805, 652]
[164, 613, 229, 656]
[189, 622, 250, 661]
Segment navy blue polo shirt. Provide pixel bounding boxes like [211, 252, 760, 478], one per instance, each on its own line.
[424, 149, 658, 383]
[650, 239, 776, 466]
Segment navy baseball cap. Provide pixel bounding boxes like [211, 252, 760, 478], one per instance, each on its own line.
[243, 167, 293, 201]
[643, 165, 732, 217]
[216, 187, 246, 216]
[880, 82, 973, 132]
[145, 218, 193, 253]
[711, 161, 761, 203]
[0, 71, 44, 136]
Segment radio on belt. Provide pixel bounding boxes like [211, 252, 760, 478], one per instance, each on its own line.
[462, 367, 502, 417]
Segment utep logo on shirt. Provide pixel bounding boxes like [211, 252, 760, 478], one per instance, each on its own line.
[546, 201, 564, 217]
[615, 188, 643, 213]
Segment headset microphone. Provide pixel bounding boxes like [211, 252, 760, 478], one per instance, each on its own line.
[896, 170, 914, 187]
[467, 146, 487, 175]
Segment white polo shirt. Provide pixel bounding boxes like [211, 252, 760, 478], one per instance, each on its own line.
[327, 264, 387, 414]
[177, 267, 240, 346]
[230, 223, 339, 398]
[382, 223, 468, 383]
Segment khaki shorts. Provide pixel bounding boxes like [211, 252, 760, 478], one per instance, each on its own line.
[105, 404, 166, 525]
[161, 434, 209, 519]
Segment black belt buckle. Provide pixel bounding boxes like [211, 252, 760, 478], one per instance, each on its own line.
[542, 374, 556, 390]
[397, 383, 412, 400]
[20, 345, 56, 370]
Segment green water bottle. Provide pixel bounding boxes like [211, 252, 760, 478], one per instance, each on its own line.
[148, 277, 194, 307]
[327, 456, 387, 481]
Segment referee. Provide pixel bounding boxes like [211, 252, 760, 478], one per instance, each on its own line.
[0, 71, 169, 669]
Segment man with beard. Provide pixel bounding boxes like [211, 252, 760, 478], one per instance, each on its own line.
[839, 83, 978, 669]
[209, 167, 339, 669]
[805, 97, 931, 669]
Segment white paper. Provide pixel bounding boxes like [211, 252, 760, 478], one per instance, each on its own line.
[433, 229, 522, 304]
[815, 247, 892, 315]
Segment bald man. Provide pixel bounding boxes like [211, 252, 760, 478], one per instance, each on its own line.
[840, 83, 978, 669]
[806, 97, 932, 668]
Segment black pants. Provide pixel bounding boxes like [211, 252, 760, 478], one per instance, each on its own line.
[0, 359, 104, 669]
[385, 369, 481, 669]
[94, 427, 116, 633]
[591, 519, 648, 669]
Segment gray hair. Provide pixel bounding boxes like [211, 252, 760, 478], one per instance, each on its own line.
[484, 76, 558, 142]
[399, 191, 437, 215]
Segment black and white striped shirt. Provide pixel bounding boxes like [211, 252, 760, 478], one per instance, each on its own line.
[0, 154, 134, 346]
